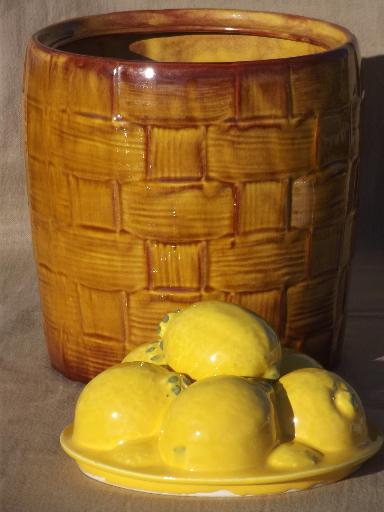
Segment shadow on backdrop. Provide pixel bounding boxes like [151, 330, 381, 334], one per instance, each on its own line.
[355, 56, 384, 253]
[340, 56, 384, 480]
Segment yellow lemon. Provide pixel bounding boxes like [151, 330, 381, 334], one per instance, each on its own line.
[72, 362, 189, 451]
[158, 376, 278, 472]
[122, 341, 166, 365]
[268, 441, 323, 470]
[280, 348, 322, 376]
[277, 368, 369, 453]
[160, 301, 281, 380]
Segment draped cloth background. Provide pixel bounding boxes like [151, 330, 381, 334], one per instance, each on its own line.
[1, 1, 383, 510]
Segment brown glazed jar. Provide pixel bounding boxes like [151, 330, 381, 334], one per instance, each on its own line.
[24, 10, 360, 381]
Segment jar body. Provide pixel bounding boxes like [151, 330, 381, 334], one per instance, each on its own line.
[24, 10, 360, 380]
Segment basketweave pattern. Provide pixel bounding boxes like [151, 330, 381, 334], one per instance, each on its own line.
[25, 43, 360, 381]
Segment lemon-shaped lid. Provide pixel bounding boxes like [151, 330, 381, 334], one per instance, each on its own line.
[160, 301, 281, 380]
[159, 375, 278, 472]
[60, 305, 382, 495]
[280, 348, 322, 376]
[277, 368, 369, 453]
[72, 362, 188, 451]
[122, 341, 166, 366]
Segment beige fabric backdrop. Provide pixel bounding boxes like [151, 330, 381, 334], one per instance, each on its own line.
[1, 1, 383, 511]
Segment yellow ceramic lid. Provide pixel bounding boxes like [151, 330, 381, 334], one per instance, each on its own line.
[72, 362, 189, 450]
[277, 367, 369, 453]
[159, 301, 281, 380]
[158, 376, 278, 472]
[122, 341, 166, 366]
[280, 348, 322, 375]
[61, 301, 382, 496]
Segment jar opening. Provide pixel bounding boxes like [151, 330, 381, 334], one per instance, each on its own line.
[57, 32, 328, 63]
[35, 10, 352, 65]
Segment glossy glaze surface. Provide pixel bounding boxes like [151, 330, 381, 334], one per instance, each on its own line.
[129, 33, 326, 62]
[159, 301, 281, 380]
[280, 348, 322, 375]
[122, 341, 166, 365]
[61, 348, 382, 495]
[72, 362, 188, 450]
[158, 376, 278, 472]
[24, 9, 361, 380]
[277, 368, 369, 452]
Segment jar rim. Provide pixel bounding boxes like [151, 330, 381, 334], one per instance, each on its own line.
[32, 8, 356, 67]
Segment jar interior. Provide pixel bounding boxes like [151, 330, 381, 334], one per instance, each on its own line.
[58, 32, 327, 62]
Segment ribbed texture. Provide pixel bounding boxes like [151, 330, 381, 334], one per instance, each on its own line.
[25, 29, 360, 381]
